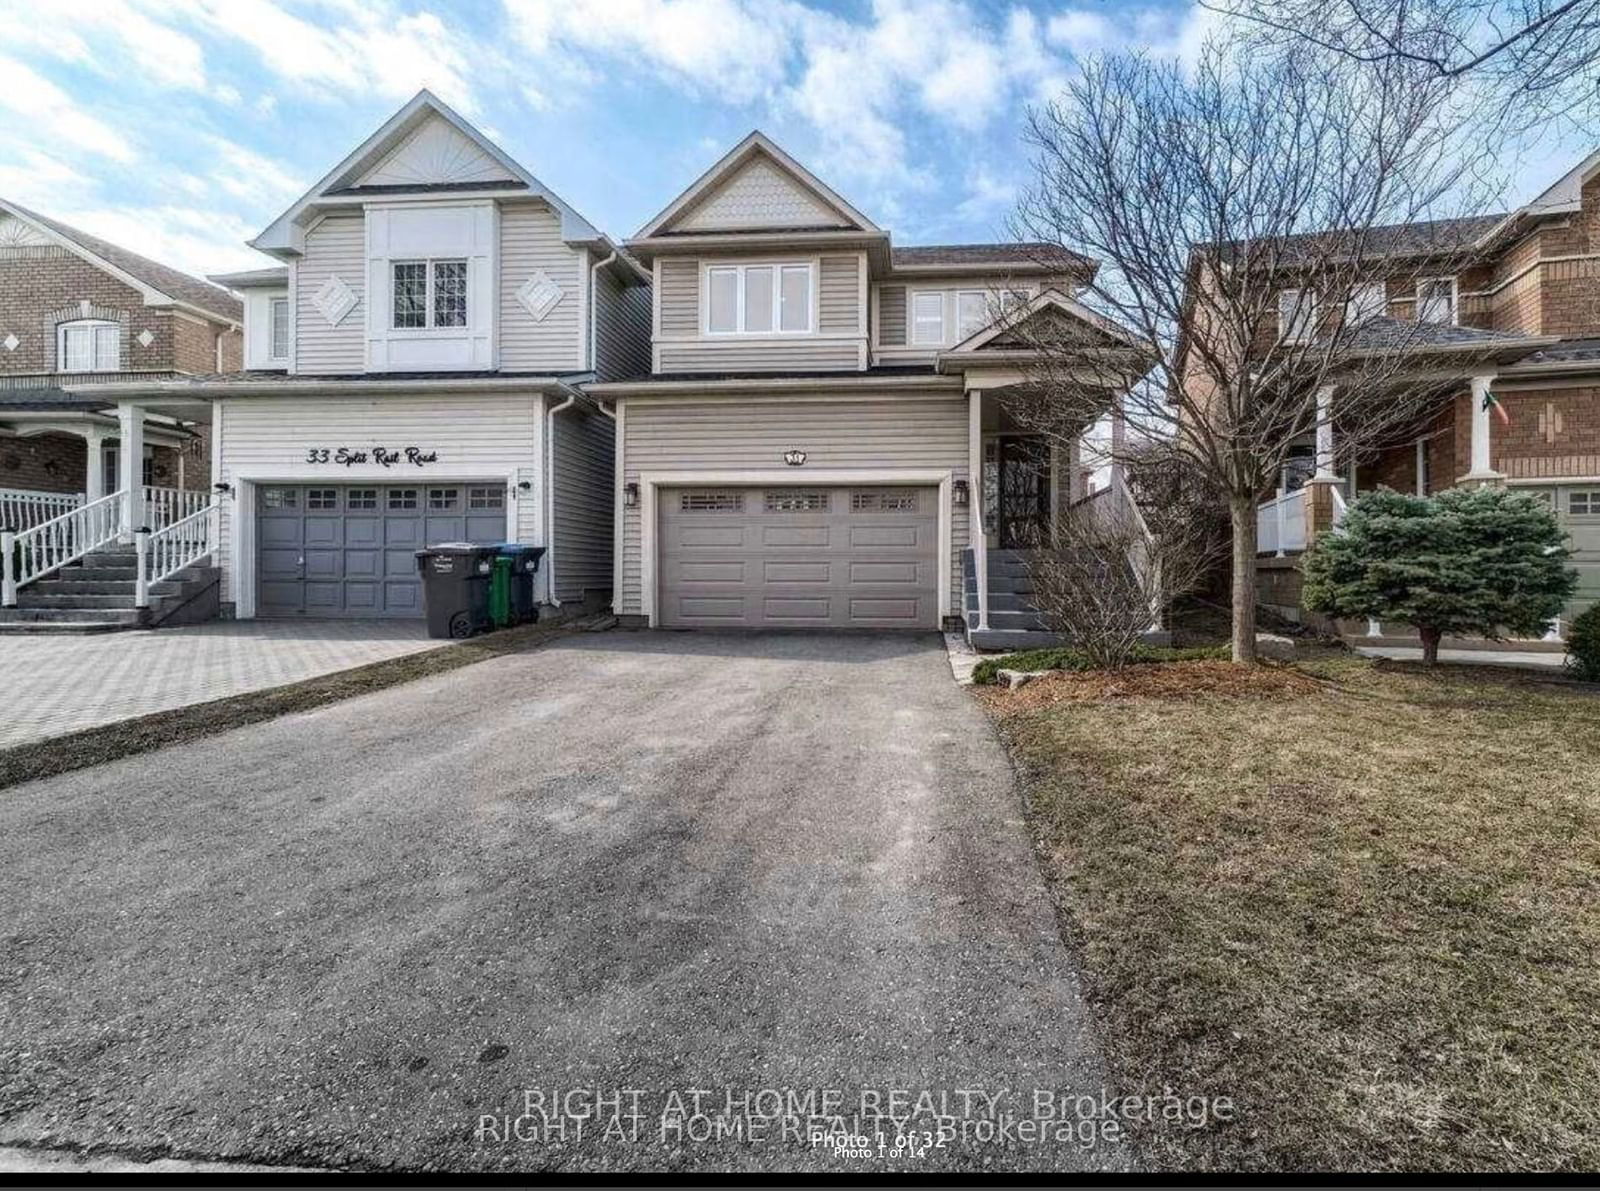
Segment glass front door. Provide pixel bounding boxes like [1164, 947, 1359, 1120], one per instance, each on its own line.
[996, 435, 1051, 548]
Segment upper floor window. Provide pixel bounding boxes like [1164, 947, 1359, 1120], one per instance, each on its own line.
[1278, 288, 1317, 343]
[58, 318, 119, 372]
[269, 297, 289, 361]
[705, 263, 813, 335]
[393, 259, 468, 330]
[911, 291, 945, 345]
[911, 288, 1027, 347]
[1417, 277, 1456, 325]
[1345, 282, 1387, 326]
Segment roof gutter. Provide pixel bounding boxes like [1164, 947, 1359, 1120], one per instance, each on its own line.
[586, 373, 963, 397]
[63, 376, 583, 399]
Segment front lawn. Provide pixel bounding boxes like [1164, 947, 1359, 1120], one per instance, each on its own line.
[983, 655, 1600, 1172]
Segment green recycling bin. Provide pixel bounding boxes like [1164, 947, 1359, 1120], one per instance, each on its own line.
[496, 544, 546, 625]
[489, 554, 515, 628]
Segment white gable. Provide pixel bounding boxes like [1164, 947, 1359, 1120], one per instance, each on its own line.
[356, 113, 516, 188]
[0, 212, 54, 248]
[675, 155, 854, 232]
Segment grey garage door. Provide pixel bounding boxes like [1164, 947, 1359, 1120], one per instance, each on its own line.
[257, 483, 506, 618]
[658, 485, 940, 629]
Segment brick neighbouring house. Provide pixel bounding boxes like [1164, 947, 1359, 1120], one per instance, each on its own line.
[1197, 153, 1600, 649]
[0, 197, 241, 515]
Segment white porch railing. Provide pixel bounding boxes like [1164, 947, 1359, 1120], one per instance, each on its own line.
[1076, 475, 1164, 631]
[970, 487, 989, 631]
[1, 487, 83, 532]
[1, 488, 126, 606]
[1257, 489, 1307, 556]
[136, 503, 215, 608]
[143, 485, 209, 530]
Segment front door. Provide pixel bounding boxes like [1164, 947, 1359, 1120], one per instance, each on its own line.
[996, 436, 1051, 548]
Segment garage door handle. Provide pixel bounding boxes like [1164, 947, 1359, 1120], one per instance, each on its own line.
[297, 555, 305, 567]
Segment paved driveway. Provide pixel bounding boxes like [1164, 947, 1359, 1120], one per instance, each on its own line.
[0, 620, 445, 747]
[0, 632, 1120, 1174]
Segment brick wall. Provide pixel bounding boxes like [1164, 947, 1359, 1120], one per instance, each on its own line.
[0, 432, 88, 495]
[1493, 386, 1600, 478]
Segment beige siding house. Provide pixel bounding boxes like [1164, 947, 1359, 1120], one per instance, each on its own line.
[74, 90, 649, 624]
[591, 132, 1147, 646]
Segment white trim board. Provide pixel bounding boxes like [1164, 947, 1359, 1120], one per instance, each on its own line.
[636, 467, 953, 627]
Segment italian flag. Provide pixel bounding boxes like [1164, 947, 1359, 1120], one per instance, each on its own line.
[1482, 389, 1512, 427]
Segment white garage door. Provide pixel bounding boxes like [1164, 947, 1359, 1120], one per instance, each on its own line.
[1555, 484, 1600, 619]
[658, 485, 940, 629]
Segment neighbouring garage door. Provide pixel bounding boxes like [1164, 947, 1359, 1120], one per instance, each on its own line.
[658, 485, 940, 629]
[256, 483, 506, 618]
[1554, 483, 1600, 620]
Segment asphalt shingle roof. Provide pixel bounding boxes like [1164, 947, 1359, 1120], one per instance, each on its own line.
[890, 241, 1090, 270]
[3, 199, 242, 324]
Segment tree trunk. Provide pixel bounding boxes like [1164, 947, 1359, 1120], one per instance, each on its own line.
[1419, 624, 1442, 665]
[1229, 495, 1259, 664]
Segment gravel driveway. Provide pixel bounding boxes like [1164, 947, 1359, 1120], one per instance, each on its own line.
[0, 631, 1121, 1173]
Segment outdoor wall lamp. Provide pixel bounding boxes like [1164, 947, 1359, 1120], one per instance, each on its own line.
[624, 482, 640, 509]
[212, 481, 232, 495]
[517, 480, 532, 490]
[952, 479, 970, 507]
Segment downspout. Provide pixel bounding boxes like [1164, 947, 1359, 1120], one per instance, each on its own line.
[593, 397, 620, 616]
[544, 387, 578, 607]
[589, 249, 618, 374]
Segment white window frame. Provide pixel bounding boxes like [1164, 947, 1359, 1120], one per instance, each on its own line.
[909, 287, 1032, 348]
[1416, 276, 1457, 325]
[391, 257, 469, 332]
[57, 318, 119, 373]
[1344, 282, 1387, 327]
[1278, 288, 1318, 344]
[911, 290, 946, 346]
[268, 296, 289, 362]
[701, 260, 817, 336]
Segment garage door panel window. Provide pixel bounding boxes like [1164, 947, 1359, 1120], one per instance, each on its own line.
[262, 487, 297, 509]
[1569, 489, 1600, 516]
[347, 488, 378, 510]
[851, 489, 918, 512]
[764, 489, 829, 512]
[428, 487, 460, 511]
[307, 488, 339, 511]
[388, 488, 419, 510]
[468, 485, 504, 510]
[680, 490, 744, 512]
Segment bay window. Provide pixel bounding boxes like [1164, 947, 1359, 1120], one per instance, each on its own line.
[392, 259, 468, 330]
[58, 319, 119, 372]
[705, 262, 814, 334]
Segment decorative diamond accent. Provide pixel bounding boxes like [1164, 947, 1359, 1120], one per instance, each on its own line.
[516, 272, 563, 323]
[2, 333, 17, 352]
[136, 328, 155, 348]
[313, 275, 357, 327]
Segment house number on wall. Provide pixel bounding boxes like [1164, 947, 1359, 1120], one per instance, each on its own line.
[304, 446, 441, 468]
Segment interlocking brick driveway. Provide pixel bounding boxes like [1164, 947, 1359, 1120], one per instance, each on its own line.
[0, 621, 446, 747]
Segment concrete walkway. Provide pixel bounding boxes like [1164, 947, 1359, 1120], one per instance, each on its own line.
[1354, 644, 1569, 669]
[0, 632, 1118, 1174]
[0, 620, 446, 747]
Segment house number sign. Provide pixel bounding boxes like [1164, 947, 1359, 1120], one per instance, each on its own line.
[304, 446, 441, 468]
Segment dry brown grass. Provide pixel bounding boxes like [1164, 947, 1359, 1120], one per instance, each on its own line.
[987, 655, 1600, 1172]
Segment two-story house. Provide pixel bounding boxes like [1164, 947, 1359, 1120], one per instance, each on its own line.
[0, 199, 240, 536]
[1238, 151, 1600, 642]
[587, 132, 1149, 644]
[63, 91, 649, 623]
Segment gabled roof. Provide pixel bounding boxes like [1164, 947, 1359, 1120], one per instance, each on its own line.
[0, 198, 242, 324]
[945, 288, 1150, 355]
[633, 131, 880, 239]
[250, 89, 602, 255]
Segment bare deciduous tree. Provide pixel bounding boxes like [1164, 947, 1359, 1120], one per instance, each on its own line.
[1206, 0, 1600, 129]
[1007, 34, 1499, 661]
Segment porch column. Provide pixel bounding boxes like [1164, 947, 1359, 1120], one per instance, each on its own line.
[968, 387, 988, 632]
[118, 402, 144, 540]
[1312, 383, 1337, 481]
[1305, 383, 1342, 545]
[1109, 396, 1127, 489]
[83, 425, 107, 503]
[1415, 439, 1427, 496]
[1462, 373, 1505, 485]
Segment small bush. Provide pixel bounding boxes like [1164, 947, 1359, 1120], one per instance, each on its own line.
[1567, 604, 1600, 682]
[970, 643, 1228, 685]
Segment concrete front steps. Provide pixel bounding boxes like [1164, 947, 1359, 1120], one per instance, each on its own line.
[962, 548, 1065, 652]
[0, 547, 219, 634]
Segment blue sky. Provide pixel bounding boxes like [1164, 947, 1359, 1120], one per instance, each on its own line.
[0, 0, 1587, 280]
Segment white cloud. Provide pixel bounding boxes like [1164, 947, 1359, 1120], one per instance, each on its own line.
[0, 56, 134, 162]
[1045, 9, 1119, 55]
[955, 167, 1018, 223]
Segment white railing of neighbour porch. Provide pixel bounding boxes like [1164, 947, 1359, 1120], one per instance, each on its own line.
[1079, 475, 1163, 631]
[0, 487, 82, 532]
[135, 502, 215, 608]
[971, 486, 989, 631]
[1257, 489, 1307, 556]
[1, 488, 125, 606]
[142, 485, 209, 530]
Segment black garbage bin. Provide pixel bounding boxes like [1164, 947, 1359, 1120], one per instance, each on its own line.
[415, 543, 498, 639]
[496, 544, 546, 625]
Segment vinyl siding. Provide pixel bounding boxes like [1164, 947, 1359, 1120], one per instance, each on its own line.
[659, 259, 698, 335]
[593, 267, 651, 381]
[819, 254, 861, 334]
[550, 401, 615, 601]
[295, 212, 365, 374]
[618, 392, 968, 617]
[214, 391, 541, 611]
[656, 339, 862, 372]
[499, 202, 583, 372]
[878, 284, 906, 345]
